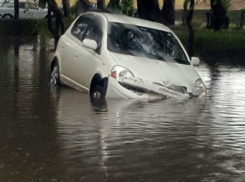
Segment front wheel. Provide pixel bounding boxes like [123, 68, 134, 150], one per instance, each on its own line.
[91, 85, 106, 99]
[50, 63, 60, 86]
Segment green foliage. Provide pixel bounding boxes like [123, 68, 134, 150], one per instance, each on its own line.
[0, 20, 39, 36]
[172, 26, 245, 53]
[107, 0, 120, 9]
[69, 3, 78, 18]
[204, 0, 230, 12]
[107, 0, 134, 15]
[121, 0, 134, 15]
[38, 0, 47, 9]
[219, 0, 230, 13]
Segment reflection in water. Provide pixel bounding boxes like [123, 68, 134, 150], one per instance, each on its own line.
[0, 37, 245, 181]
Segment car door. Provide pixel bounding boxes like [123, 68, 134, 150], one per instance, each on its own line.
[24, 2, 37, 19]
[70, 15, 104, 89]
[19, 2, 27, 18]
[59, 15, 90, 88]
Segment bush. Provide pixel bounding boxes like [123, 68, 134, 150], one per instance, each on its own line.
[0, 19, 39, 36]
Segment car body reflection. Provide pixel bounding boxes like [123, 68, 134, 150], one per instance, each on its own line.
[55, 87, 209, 180]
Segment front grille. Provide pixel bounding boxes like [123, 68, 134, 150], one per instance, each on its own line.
[119, 79, 188, 97]
[153, 82, 187, 94]
[119, 82, 148, 94]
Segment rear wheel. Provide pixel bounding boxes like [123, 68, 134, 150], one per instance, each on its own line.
[50, 63, 60, 86]
[91, 85, 105, 99]
[2, 14, 13, 19]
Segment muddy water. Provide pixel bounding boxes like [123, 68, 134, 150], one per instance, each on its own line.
[0, 36, 245, 182]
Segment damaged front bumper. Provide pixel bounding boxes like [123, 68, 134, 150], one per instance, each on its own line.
[105, 76, 190, 99]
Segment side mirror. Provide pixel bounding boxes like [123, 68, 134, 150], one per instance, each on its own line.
[82, 39, 97, 50]
[191, 57, 200, 66]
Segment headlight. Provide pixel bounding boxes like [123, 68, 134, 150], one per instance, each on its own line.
[111, 66, 135, 82]
[192, 78, 206, 96]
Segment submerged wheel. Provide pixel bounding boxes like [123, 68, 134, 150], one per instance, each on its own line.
[2, 14, 13, 19]
[50, 63, 60, 86]
[91, 85, 105, 99]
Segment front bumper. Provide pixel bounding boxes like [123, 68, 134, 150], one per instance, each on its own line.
[105, 76, 190, 99]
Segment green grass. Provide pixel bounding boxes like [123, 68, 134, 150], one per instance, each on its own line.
[0, 19, 40, 36]
[172, 26, 245, 65]
[172, 26, 245, 52]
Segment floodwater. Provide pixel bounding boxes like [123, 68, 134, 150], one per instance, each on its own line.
[0, 36, 245, 182]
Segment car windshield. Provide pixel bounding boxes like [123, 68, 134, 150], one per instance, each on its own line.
[107, 22, 190, 65]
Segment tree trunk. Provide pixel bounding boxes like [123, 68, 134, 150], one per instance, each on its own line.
[240, 10, 245, 29]
[186, 0, 194, 57]
[97, 0, 105, 10]
[210, 0, 229, 30]
[137, 0, 162, 22]
[14, 0, 19, 19]
[107, 0, 120, 13]
[47, 0, 64, 50]
[162, 0, 175, 25]
[62, 0, 70, 17]
[77, 0, 95, 14]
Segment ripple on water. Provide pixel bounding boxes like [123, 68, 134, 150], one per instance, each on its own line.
[1, 38, 245, 182]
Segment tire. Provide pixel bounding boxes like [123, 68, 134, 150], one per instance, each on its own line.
[91, 85, 105, 99]
[2, 14, 13, 19]
[50, 63, 61, 86]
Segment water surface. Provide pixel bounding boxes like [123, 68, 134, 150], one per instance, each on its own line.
[0, 36, 245, 182]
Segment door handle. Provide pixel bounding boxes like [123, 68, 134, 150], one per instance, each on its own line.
[75, 52, 79, 57]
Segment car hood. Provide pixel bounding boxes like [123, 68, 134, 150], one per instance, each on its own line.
[109, 52, 201, 92]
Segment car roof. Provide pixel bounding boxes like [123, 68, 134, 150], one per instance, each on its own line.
[86, 12, 171, 32]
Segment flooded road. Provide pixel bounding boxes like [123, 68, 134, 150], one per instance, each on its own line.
[0, 36, 245, 182]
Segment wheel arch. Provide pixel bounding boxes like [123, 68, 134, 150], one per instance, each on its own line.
[90, 73, 108, 95]
[50, 56, 59, 72]
[2, 13, 14, 18]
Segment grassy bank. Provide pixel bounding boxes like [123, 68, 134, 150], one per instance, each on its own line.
[172, 26, 245, 65]
[172, 26, 245, 52]
[0, 18, 72, 37]
[0, 19, 41, 36]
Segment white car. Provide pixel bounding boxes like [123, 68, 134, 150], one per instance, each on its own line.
[50, 12, 206, 99]
[0, 0, 4, 7]
[0, 1, 47, 19]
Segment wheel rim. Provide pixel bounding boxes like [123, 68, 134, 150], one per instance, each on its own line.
[93, 91, 102, 99]
[51, 66, 59, 85]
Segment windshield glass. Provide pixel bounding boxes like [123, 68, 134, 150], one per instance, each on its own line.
[107, 22, 189, 65]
